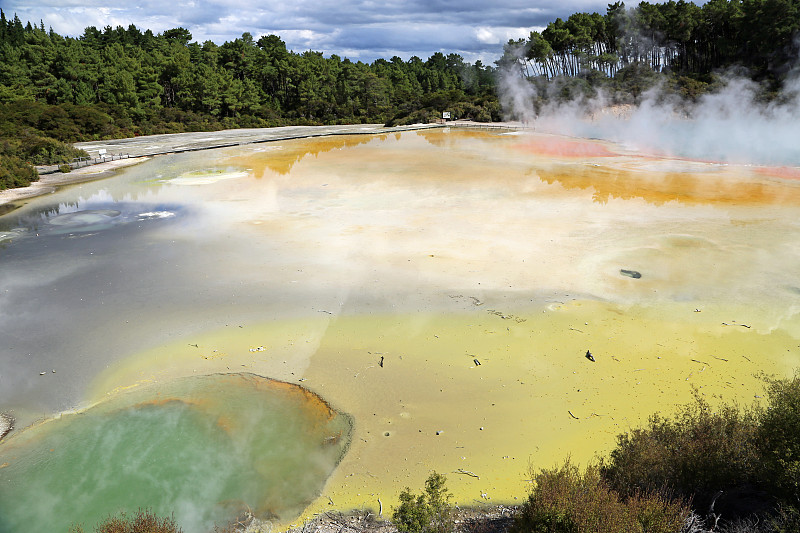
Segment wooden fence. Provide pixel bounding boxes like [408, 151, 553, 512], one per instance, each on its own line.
[447, 122, 527, 132]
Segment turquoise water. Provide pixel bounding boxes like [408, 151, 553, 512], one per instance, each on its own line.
[0, 373, 352, 532]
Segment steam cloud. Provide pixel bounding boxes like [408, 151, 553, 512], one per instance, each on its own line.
[499, 52, 800, 166]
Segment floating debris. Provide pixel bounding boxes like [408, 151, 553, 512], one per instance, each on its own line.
[486, 309, 526, 323]
[0, 414, 14, 439]
[137, 211, 175, 220]
[620, 269, 642, 279]
[585, 350, 595, 362]
[722, 322, 751, 328]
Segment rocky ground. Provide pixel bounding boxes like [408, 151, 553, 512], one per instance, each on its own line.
[282, 506, 518, 533]
[222, 506, 519, 533]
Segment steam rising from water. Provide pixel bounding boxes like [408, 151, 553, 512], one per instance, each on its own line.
[2, 128, 800, 527]
[499, 63, 800, 166]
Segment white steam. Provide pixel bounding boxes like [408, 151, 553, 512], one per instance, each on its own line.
[497, 42, 538, 125]
[499, 65, 800, 166]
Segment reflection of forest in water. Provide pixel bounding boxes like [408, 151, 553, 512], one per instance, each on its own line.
[1, 133, 389, 237]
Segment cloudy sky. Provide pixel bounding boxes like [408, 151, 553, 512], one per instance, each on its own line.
[4, 0, 637, 64]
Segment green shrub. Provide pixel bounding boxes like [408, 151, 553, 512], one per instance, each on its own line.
[601, 394, 760, 509]
[18, 133, 89, 166]
[512, 460, 688, 533]
[59, 163, 71, 173]
[393, 472, 453, 533]
[757, 373, 800, 504]
[69, 509, 182, 533]
[768, 505, 800, 533]
[0, 153, 38, 190]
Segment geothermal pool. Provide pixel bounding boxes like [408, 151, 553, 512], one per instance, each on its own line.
[0, 373, 351, 531]
[1, 128, 800, 530]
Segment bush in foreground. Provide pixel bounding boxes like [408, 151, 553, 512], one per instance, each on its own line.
[69, 509, 182, 533]
[0, 153, 38, 190]
[757, 375, 800, 505]
[512, 460, 688, 533]
[393, 472, 454, 533]
[598, 373, 800, 529]
[600, 393, 762, 512]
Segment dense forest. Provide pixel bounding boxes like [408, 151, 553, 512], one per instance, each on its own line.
[2, 0, 800, 190]
[498, 0, 800, 110]
[0, 12, 499, 190]
[502, 0, 800, 81]
[0, 13, 498, 133]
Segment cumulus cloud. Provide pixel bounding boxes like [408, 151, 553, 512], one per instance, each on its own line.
[4, 0, 633, 63]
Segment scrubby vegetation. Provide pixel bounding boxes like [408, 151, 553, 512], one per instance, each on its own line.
[513, 461, 688, 533]
[0, 142, 38, 190]
[513, 373, 800, 533]
[69, 509, 182, 533]
[393, 472, 454, 533]
[601, 393, 762, 513]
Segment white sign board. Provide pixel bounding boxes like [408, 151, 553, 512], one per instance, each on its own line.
[442, 111, 451, 119]
[98, 149, 107, 156]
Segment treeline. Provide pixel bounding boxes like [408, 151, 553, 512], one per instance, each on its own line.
[0, 12, 497, 132]
[4, 2, 800, 191]
[503, 0, 800, 82]
[0, 12, 498, 190]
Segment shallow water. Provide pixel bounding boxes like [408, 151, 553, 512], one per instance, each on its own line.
[1, 129, 800, 528]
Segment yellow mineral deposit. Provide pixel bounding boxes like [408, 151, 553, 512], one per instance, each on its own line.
[86, 129, 800, 526]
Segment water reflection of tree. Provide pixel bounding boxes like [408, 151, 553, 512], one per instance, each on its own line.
[416, 128, 506, 148]
[242, 134, 388, 175]
[535, 164, 799, 206]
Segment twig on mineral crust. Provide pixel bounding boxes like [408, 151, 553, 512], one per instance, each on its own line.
[455, 468, 480, 479]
